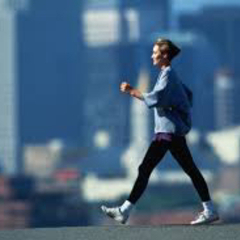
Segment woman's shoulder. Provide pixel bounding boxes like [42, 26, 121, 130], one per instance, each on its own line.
[159, 66, 172, 81]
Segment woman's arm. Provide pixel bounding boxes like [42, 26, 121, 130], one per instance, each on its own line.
[120, 82, 144, 100]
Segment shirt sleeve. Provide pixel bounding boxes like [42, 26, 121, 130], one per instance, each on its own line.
[142, 72, 169, 108]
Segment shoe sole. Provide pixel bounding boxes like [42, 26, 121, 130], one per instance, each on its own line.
[191, 216, 220, 225]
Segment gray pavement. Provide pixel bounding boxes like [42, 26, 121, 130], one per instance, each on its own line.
[0, 224, 240, 240]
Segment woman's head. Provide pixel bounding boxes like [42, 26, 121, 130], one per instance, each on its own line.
[151, 38, 181, 67]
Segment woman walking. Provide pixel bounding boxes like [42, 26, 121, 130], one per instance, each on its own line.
[101, 38, 219, 225]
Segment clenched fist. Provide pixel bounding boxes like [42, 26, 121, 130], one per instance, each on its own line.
[120, 82, 132, 93]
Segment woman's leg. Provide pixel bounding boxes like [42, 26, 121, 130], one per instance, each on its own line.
[128, 139, 170, 204]
[169, 136, 211, 202]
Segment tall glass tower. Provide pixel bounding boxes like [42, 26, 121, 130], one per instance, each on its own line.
[0, 0, 20, 174]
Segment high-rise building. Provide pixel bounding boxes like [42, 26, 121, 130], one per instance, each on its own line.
[17, 0, 84, 144]
[0, 0, 85, 174]
[179, 6, 240, 75]
[138, 0, 170, 40]
[0, 0, 20, 174]
[214, 69, 235, 129]
[178, 6, 240, 128]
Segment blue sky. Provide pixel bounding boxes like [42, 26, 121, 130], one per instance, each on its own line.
[172, 0, 240, 12]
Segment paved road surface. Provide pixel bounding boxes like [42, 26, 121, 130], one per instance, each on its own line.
[0, 224, 239, 240]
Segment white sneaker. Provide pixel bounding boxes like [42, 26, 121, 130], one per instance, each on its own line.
[190, 211, 219, 225]
[101, 205, 129, 224]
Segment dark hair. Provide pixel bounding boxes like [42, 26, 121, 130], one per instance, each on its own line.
[154, 38, 181, 60]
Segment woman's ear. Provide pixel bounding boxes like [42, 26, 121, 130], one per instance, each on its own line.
[163, 53, 168, 59]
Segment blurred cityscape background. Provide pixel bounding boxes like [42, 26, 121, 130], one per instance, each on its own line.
[0, 0, 240, 229]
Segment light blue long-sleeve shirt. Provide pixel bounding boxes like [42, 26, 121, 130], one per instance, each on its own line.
[142, 66, 192, 135]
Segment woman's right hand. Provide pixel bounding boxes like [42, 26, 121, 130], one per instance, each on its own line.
[120, 82, 132, 93]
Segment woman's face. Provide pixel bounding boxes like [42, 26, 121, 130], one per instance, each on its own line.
[151, 45, 162, 66]
[151, 44, 168, 67]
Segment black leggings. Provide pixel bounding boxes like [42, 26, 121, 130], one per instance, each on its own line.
[128, 136, 211, 204]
